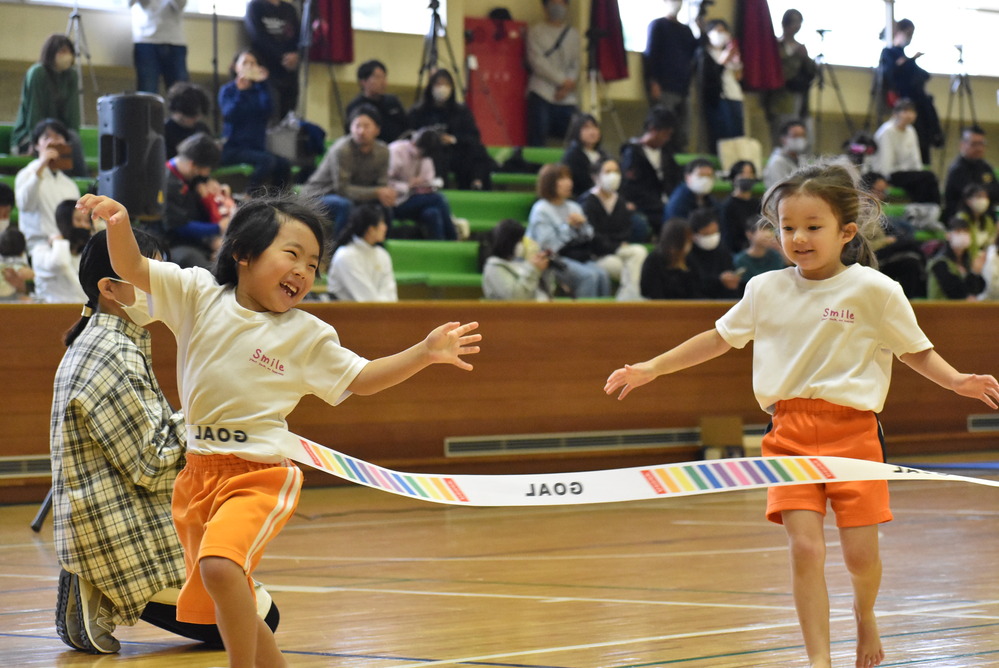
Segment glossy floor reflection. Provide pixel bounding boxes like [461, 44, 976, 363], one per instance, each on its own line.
[2, 460, 997, 667]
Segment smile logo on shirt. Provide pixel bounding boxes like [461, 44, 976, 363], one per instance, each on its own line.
[821, 307, 856, 324]
[251, 348, 286, 375]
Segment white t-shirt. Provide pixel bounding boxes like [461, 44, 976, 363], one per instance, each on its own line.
[872, 119, 923, 173]
[715, 264, 932, 414]
[328, 237, 398, 302]
[148, 260, 369, 462]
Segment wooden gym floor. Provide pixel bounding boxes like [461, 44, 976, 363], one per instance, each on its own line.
[2, 458, 998, 667]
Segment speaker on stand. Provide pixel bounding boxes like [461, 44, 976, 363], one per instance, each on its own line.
[97, 93, 166, 220]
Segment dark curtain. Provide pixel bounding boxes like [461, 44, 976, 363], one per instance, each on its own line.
[735, 0, 783, 91]
[589, 0, 628, 82]
[309, 0, 353, 64]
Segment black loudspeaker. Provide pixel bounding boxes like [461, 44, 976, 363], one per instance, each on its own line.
[97, 93, 165, 220]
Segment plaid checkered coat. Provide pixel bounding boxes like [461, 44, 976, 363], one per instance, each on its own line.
[50, 313, 186, 625]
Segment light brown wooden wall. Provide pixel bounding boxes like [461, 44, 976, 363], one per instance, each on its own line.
[2, 301, 996, 504]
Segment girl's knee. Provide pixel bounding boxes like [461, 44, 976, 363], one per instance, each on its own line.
[199, 556, 244, 590]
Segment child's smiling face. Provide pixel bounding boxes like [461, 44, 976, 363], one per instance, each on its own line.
[778, 193, 857, 281]
[235, 219, 320, 313]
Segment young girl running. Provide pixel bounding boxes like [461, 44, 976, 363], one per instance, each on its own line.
[604, 162, 999, 668]
[77, 192, 481, 667]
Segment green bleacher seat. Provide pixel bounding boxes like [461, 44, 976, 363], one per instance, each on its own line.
[675, 153, 721, 169]
[519, 147, 564, 165]
[385, 239, 482, 289]
[442, 189, 536, 235]
[490, 172, 538, 190]
[0, 125, 12, 154]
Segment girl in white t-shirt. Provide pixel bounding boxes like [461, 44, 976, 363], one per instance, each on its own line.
[605, 162, 999, 668]
[78, 192, 481, 668]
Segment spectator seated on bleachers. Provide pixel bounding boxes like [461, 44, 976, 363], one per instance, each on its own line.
[344, 60, 409, 144]
[685, 206, 741, 299]
[480, 218, 551, 301]
[0, 227, 34, 301]
[328, 204, 397, 302]
[664, 158, 720, 222]
[620, 106, 682, 240]
[164, 82, 213, 160]
[301, 104, 393, 236]
[561, 113, 608, 198]
[0, 183, 14, 232]
[388, 128, 456, 240]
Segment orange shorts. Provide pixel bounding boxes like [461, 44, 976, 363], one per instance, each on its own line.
[763, 398, 892, 528]
[172, 453, 303, 624]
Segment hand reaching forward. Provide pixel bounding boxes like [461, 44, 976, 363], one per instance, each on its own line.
[76, 194, 130, 228]
[604, 362, 657, 400]
[953, 373, 999, 409]
[424, 321, 481, 371]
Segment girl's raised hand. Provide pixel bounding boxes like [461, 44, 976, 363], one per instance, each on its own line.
[424, 321, 481, 371]
[953, 373, 999, 409]
[76, 195, 130, 228]
[604, 362, 656, 401]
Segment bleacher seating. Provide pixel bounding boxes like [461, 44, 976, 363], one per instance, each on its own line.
[385, 239, 482, 295]
[442, 189, 535, 236]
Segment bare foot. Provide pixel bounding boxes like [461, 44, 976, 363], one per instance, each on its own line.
[808, 659, 832, 668]
[855, 606, 884, 668]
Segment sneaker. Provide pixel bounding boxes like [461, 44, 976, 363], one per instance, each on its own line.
[55, 569, 85, 650]
[74, 576, 120, 654]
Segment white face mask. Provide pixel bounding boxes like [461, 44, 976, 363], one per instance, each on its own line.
[786, 137, 808, 154]
[969, 197, 990, 215]
[689, 175, 714, 195]
[708, 30, 730, 49]
[948, 231, 972, 252]
[110, 279, 155, 326]
[432, 86, 452, 103]
[599, 171, 621, 193]
[694, 232, 721, 251]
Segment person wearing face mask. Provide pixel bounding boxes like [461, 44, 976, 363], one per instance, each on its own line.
[927, 217, 986, 300]
[763, 9, 816, 149]
[954, 183, 997, 260]
[871, 98, 941, 205]
[719, 160, 761, 254]
[877, 18, 942, 165]
[26, 199, 91, 303]
[578, 159, 649, 301]
[15, 120, 83, 273]
[525, 0, 581, 147]
[685, 206, 741, 299]
[561, 113, 609, 198]
[665, 158, 719, 221]
[943, 126, 999, 222]
[763, 119, 808, 188]
[407, 69, 494, 190]
[696, 19, 744, 153]
[12, 34, 87, 176]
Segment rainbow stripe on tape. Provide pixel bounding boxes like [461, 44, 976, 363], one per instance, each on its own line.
[290, 435, 999, 507]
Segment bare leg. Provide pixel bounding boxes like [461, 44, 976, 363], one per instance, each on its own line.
[783, 510, 831, 668]
[200, 556, 286, 668]
[839, 525, 884, 668]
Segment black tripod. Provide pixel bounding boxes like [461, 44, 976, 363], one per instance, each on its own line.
[66, 2, 98, 124]
[416, 0, 464, 102]
[813, 29, 855, 153]
[938, 45, 978, 174]
[584, 28, 625, 147]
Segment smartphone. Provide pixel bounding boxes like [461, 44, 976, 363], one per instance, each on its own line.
[52, 144, 73, 172]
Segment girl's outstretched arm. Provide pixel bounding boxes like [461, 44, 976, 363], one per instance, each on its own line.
[605, 329, 732, 400]
[348, 321, 481, 396]
[77, 195, 151, 294]
[900, 348, 999, 409]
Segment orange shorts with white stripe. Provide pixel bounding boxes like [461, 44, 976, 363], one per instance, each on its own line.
[172, 453, 303, 624]
[763, 398, 892, 528]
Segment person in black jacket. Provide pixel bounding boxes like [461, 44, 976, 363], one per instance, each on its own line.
[244, 0, 300, 119]
[408, 69, 494, 190]
[620, 106, 682, 239]
[685, 206, 741, 298]
[640, 217, 701, 299]
[561, 113, 608, 198]
[344, 60, 409, 143]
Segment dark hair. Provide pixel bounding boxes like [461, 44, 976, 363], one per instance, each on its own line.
[213, 194, 328, 287]
[947, 216, 971, 232]
[705, 19, 730, 33]
[657, 218, 692, 269]
[31, 118, 70, 147]
[412, 126, 442, 159]
[0, 227, 26, 257]
[488, 219, 527, 261]
[961, 182, 988, 200]
[166, 81, 211, 117]
[782, 9, 803, 27]
[727, 160, 756, 182]
[348, 103, 382, 128]
[177, 133, 221, 168]
[590, 156, 618, 176]
[895, 18, 915, 33]
[565, 113, 600, 148]
[419, 69, 457, 109]
[892, 97, 916, 114]
[357, 59, 387, 81]
[778, 119, 806, 137]
[683, 158, 714, 176]
[688, 207, 718, 233]
[859, 171, 887, 192]
[64, 228, 163, 346]
[536, 163, 571, 201]
[229, 48, 263, 79]
[54, 199, 90, 254]
[40, 33, 74, 71]
[0, 183, 14, 209]
[962, 125, 986, 139]
[334, 203, 385, 250]
[643, 105, 676, 132]
[761, 161, 880, 270]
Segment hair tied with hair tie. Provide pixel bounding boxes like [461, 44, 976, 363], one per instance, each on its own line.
[80, 305, 94, 317]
